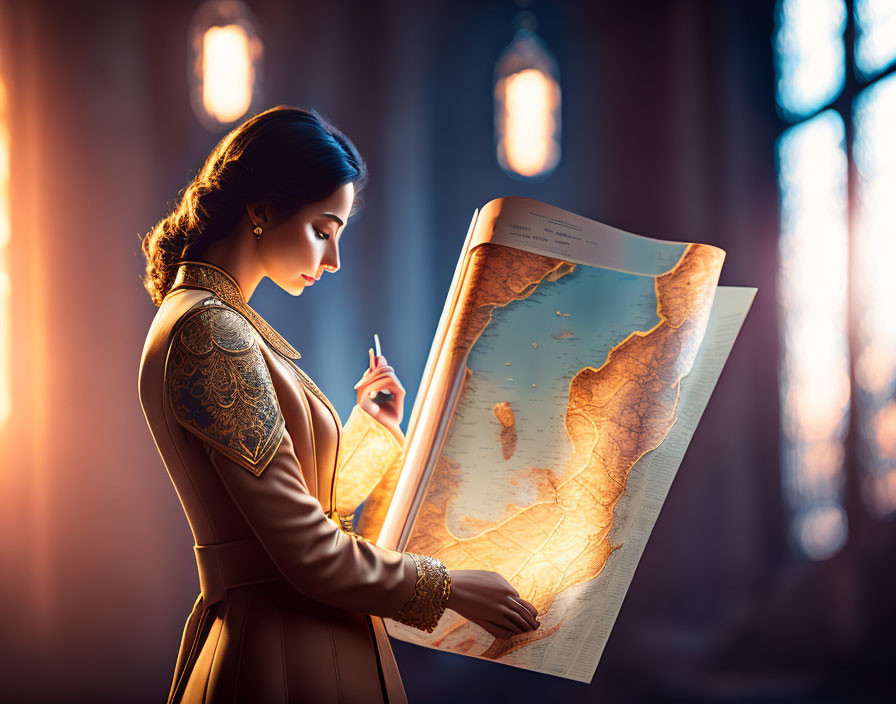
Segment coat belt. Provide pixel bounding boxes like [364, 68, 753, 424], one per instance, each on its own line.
[193, 538, 283, 604]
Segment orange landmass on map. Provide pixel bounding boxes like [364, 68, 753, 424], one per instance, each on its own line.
[448, 244, 576, 355]
[405, 242, 725, 659]
[493, 401, 517, 460]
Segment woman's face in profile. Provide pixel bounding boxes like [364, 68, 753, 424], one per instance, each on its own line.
[257, 181, 354, 296]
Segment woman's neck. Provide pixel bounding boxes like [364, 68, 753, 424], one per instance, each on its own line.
[188, 229, 263, 302]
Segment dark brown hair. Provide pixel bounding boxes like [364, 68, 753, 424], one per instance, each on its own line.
[141, 105, 368, 306]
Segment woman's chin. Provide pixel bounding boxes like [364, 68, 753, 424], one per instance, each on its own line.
[281, 275, 308, 296]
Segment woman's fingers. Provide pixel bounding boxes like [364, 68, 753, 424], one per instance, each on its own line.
[509, 597, 540, 629]
[362, 350, 387, 375]
[499, 606, 531, 634]
[511, 596, 539, 621]
[360, 376, 405, 400]
[361, 376, 405, 397]
[360, 367, 396, 383]
[357, 353, 392, 386]
[359, 396, 381, 417]
[353, 366, 396, 389]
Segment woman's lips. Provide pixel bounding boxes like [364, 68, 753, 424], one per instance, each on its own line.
[301, 274, 315, 284]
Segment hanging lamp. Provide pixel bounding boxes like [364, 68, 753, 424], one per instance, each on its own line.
[494, 9, 561, 181]
[188, 0, 263, 132]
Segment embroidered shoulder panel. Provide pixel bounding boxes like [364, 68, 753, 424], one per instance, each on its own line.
[165, 302, 285, 476]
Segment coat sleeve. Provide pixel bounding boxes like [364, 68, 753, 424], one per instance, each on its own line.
[165, 303, 450, 630]
[334, 404, 404, 518]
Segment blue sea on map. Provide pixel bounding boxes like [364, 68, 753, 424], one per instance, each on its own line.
[434, 252, 688, 537]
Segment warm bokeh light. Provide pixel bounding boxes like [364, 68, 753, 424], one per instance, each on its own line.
[774, 0, 846, 120]
[0, 73, 10, 425]
[188, 0, 262, 131]
[494, 19, 561, 181]
[777, 110, 850, 559]
[855, 0, 896, 79]
[797, 504, 848, 559]
[202, 24, 253, 124]
[853, 73, 896, 517]
[496, 68, 561, 178]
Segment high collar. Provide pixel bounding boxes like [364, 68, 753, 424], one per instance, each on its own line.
[169, 260, 301, 360]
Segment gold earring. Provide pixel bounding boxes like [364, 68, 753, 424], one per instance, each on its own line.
[253, 225, 263, 239]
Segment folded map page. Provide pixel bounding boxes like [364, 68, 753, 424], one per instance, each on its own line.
[371, 198, 756, 681]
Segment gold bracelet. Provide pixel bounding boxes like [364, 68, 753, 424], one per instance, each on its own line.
[394, 552, 451, 633]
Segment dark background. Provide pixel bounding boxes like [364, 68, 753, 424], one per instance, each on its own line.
[0, 1, 892, 702]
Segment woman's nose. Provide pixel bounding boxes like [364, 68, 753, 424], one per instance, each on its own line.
[321, 239, 340, 273]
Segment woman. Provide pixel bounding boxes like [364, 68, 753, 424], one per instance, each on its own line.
[137, 105, 539, 704]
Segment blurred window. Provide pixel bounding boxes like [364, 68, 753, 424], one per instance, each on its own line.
[774, 0, 896, 558]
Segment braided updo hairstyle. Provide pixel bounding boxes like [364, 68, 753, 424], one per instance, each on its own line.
[141, 105, 368, 306]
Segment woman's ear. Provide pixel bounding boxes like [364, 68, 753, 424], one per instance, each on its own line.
[246, 201, 270, 225]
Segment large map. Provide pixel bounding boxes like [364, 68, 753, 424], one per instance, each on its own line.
[379, 198, 755, 681]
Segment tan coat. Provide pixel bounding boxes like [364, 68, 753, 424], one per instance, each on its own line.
[138, 261, 438, 704]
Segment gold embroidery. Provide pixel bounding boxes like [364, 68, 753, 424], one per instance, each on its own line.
[165, 261, 347, 423]
[167, 260, 348, 507]
[166, 304, 285, 476]
[394, 553, 452, 633]
[169, 260, 302, 360]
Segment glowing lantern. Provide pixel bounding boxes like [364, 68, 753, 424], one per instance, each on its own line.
[494, 12, 561, 181]
[188, 0, 263, 132]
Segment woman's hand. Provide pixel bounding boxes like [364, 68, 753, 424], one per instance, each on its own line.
[446, 570, 540, 640]
[354, 349, 405, 439]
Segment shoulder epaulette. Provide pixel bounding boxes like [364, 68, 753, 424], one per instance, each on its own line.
[164, 299, 284, 476]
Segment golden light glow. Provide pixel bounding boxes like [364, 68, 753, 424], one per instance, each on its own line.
[777, 110, 850, 559]
[496, 68, 561, 178]
[201, 24, 253, 125]
[493, 19, 561, 181]
[188, 0, 262, 131]
[854, 73, 896, 517]
[0, 73, 10, 425]
[334, 405, 404, 518]
[391, 241, 724, 658]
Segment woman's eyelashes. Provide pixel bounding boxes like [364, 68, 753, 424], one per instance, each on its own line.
[314, 229, 330, 240]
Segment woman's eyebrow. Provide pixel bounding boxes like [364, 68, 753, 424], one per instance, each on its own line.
[320, 212, 344, 227]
